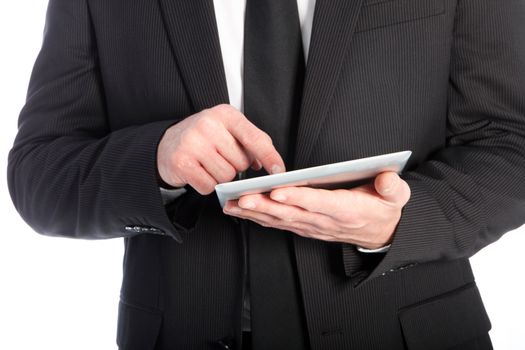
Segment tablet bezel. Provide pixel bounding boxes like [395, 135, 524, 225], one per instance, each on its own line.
[215, 150, 412, 207]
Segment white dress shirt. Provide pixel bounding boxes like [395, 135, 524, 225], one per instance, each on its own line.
[213, 0, 316, 111]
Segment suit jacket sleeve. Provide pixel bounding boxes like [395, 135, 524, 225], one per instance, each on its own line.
[7, 0, 192, 241]
[344, 0, 525, 283]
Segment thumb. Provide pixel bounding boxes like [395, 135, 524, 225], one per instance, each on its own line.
[374, 172, 411, 207]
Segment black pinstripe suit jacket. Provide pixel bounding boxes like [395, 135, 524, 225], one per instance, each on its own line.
[8, 0, 525, 349]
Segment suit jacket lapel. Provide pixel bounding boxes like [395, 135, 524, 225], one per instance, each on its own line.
[157, 0, 229, 111]
[294, 0, 365, 169]
[294, 0, 367, 301]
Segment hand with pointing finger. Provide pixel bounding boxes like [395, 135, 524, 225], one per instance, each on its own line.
[223, 171, 411, 249]
[157, 104, 285, 194]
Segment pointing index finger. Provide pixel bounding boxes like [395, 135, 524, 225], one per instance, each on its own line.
[223, 109, 286, 174]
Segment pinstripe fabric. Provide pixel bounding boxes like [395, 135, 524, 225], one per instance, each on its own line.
[8, 0, 525, 348]
[356, 0, 446, 33]
[293, 0, 365, 169]
[157, 0, 229, 111]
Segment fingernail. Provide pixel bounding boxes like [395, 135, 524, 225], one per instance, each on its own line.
[239, 201, 256, 210]
[271, 164, 284, 174]
[271, 193, 286, 202]
[254, 159, 262, 170]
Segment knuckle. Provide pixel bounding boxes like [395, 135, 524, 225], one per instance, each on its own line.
[191, 180, 206, 195]
[196, 180, 216, 195]
[217, 167, 237, 183]
[235, 154, 251, 171]
[172, 153, 194, 172]
[214, 104, 240, 123]
[243, 128, 270, 147]
[195, 187, 209, 195]
[203, 185, 216, 195]
[179, 128, 199, 147]
[213, 103, 233, 115]
[225, 166, 238, 181]
[195, 116, 217, 133]
[254, 130, 273, 145]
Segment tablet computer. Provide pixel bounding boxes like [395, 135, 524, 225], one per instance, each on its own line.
[215, 150, 412, 207]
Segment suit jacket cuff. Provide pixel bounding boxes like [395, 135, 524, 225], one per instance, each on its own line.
[341, 177, 453, 286]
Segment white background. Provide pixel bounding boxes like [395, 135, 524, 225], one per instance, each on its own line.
[0, 1, 523, 349]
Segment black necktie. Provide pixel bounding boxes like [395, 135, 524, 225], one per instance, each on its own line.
[244, 0, 305, 166]
[243, 0, 308, 349]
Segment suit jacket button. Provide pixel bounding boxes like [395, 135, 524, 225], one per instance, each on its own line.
[124, 225, 166, 235]
[124, 225, 141, 233]
[149, 227, 166, 235]
[215, 336, 235, 349]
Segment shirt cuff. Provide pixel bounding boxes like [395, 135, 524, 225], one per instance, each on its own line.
[356, 244, 391, 253]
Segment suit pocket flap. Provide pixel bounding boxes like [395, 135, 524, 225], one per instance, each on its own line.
[357, 0, 445, 33]
[399, 284, 491, 350]
[117, 301, 162, 350]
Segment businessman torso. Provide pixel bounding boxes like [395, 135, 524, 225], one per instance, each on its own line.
[97, 0, 489, 348]
[13, 0, 525, 348]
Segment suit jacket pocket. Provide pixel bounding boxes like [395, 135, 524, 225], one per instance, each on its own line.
[117, 301, 162, 350]
[356, 0, 445, 33]
[398, 283, 491, 350]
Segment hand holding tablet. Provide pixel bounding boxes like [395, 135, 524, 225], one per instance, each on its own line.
[215, 150, 412, 207]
